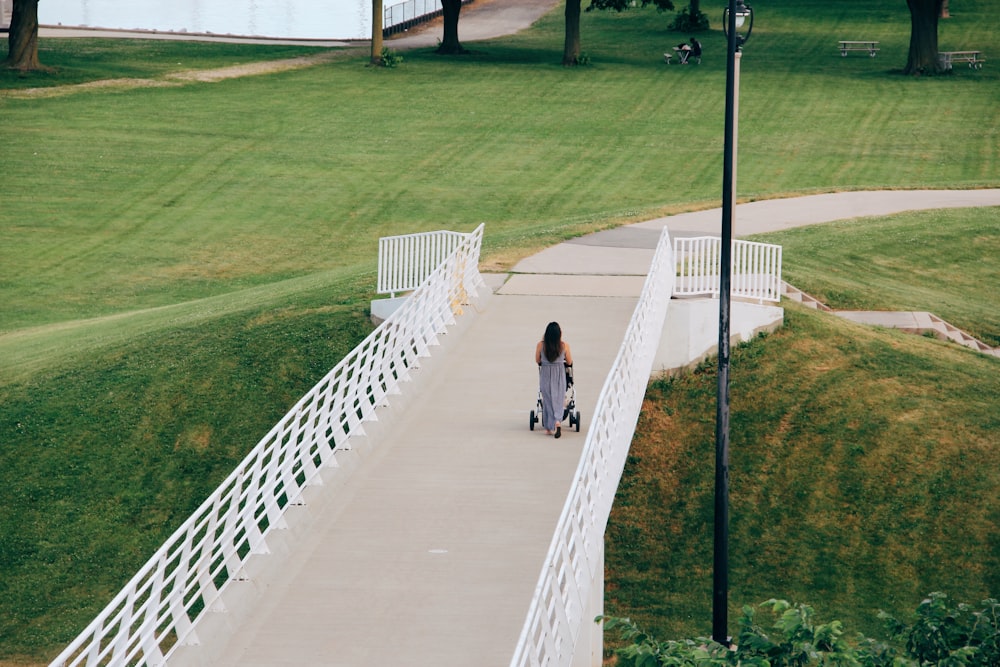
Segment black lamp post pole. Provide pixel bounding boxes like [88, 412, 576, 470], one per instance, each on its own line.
[713, 0, 741, 647]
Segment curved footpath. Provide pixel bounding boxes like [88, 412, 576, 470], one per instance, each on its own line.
[507, 189, 1000, 292]
[160, 188, 999, 667]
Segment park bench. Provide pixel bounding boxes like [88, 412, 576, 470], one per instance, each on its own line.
[839, 40, 880, 57]
[938, 51, 985, 70]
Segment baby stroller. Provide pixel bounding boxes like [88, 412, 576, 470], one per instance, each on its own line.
[529, 364, 581, 432]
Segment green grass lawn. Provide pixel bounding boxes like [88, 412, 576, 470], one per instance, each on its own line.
[1, 0, 998, 661]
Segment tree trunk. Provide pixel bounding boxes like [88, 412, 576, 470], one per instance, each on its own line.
[436, 0, 467, 54]
[4, 0, 41, 70]
[904, 0, 943, 75]
[562, 0, 581, 66]
[690, 0, 700, 14]
[371, 0, 383, 65]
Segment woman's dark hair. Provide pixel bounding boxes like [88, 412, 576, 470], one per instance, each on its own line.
[543, 322, 562, 363]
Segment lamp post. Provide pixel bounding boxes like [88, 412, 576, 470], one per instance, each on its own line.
[714, 0, 753, 648]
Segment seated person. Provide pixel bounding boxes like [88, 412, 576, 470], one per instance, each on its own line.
[689, 37, 702, 62]
[673, 38, 702, 64]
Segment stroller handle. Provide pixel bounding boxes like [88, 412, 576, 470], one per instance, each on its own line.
[535, 362, 574, 384]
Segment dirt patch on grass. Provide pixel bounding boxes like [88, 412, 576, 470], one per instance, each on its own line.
[167, 49, 347, 82]
[2, 48, 355, 99]
[3, 76, 179, 98]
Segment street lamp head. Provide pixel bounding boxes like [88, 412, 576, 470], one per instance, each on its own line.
[723, 0, 754, 48]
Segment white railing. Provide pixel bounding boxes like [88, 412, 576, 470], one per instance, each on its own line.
[673, 237, 782, 303]
[383, 0, 473, 34]
[510, 228, 676, 667]
[50, 224, 486, 667]
[384, 0, 441, 33]
[377, 229, 473, 297]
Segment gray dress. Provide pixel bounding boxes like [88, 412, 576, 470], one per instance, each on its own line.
[538, 348, 566, 432]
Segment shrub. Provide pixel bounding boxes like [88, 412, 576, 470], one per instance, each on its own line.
[880, 592, 1000, 666]
[601, 594, 1000, 666]
[669, 7, 709, 32]
[379, 47, 403, 68]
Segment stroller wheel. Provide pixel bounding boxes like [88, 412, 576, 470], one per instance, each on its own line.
[529, 410, 536, 431]
[574, 411, 581, 431]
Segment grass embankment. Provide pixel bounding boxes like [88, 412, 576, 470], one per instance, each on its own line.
[604, 207, 1000, 642]
[0, 0, 997, 661]
[606, 304, 1000, 642]
[0, 289, 373, 658]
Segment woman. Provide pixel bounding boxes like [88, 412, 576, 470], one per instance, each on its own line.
[535, 322, 573, 438]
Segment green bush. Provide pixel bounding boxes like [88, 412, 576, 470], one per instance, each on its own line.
[880, 593, 1000, 666]
[668, 7, 710, 32]
[601, 594, 1000, 666]
[380, 47, 403, 68]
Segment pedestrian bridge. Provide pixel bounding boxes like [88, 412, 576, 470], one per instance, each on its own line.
[50, 190, 1000, 667]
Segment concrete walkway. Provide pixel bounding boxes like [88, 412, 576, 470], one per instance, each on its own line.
[172, 268, 641, 667]
[164, 188, 999, 667]
[508, 189, 1000, 287]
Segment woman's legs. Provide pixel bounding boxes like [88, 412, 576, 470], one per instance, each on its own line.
[539, 364, 566, 435]
[542, 397, 558, 432]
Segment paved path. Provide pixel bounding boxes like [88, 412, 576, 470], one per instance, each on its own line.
[386, 0, 563, 49]
[511, 189, 1000, 278]
[165, 188, 999, 666]
[173, 272, 640, 667]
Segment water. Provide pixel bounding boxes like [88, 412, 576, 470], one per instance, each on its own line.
[41, 0, 375, 40]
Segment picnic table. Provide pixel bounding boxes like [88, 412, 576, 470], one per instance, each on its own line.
[664, 45, 701, 65]
[839, 40, 880, 57]
[938, 51, 986, 69]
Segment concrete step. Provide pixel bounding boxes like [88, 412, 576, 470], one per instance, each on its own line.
[782, 282, 998, 358]
[928, 313, 996, 353]
[780, 281, 833, 311]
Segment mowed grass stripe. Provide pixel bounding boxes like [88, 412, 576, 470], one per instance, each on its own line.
[0, 267, 368, 384]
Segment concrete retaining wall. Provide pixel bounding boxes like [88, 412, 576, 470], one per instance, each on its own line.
[653, 298, 784, 376]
